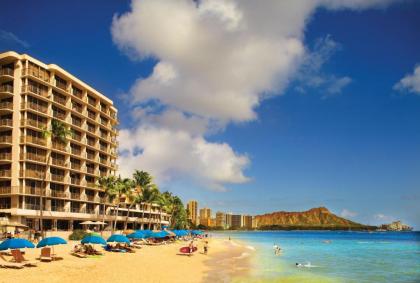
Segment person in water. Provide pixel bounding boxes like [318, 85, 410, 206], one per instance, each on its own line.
[203, 241, 208, 255]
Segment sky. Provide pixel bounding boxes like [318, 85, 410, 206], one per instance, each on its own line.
[1, 0, 419, 228]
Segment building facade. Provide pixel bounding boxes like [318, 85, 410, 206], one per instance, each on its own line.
[186, 200, 198, 226]
[243, 215, 253, 229]
[231, 214, 243, 228]
[215, 211, 226, 228]
[0, 51, 169, 231]
[199, 207, 211, 226]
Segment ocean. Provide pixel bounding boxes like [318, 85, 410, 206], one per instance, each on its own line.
[211, 231, 420, 283]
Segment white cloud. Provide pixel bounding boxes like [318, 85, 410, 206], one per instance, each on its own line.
[340, 209, 358, 218]
[394, 65, 420, 94]
[111, 0, 399, 190]
[373, 213, 396, 223]
[118, 126, 250, 191]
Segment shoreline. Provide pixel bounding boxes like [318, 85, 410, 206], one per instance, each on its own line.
[0, 237, 254, 283]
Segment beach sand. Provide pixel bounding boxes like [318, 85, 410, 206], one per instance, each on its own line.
[0, 237, 253, 283]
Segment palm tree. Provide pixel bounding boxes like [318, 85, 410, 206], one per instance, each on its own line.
[133, 170, 153, 229]
[156, 191, 173, 228]
[142, 184, 160, 229]
[97, 175, 118, 233]
[40, 119, 71, 238]
[119, 178, 137, 230]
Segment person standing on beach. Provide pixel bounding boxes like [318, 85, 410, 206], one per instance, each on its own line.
[204, 241, 209, 255]
[189, 240, 194, 254]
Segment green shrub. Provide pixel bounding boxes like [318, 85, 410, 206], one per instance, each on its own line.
[69, 229, 88, 240]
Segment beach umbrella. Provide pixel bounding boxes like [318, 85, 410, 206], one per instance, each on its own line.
[191, 230, 203, 235]
[0, 238, 35, 250]
[149, 231, 168, 239]
[36, 237, 67, 248]
[162, 225, 169, 229]
[107, 234, 130, 244]
[127, 231, 146, 239]
[137, 229, 153, 238]
[81, 235, 107, 245]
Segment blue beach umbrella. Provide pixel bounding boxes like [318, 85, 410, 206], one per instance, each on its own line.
[37, 237, 67, 248]
[149, 231, 168, 239]
[0, 238, 35, 250]
[127, 231, 146, 239]
[81, 235, 107, 245]
[191, 230, 204, 236]
[107, 234, 130, 244]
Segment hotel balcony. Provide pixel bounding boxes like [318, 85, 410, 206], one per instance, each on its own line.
[48, 190, 69, 198]
[21, 119, 47, 130]
[21, 102, 48, 114]
[0, 67, 14, 77]
[20, 152, 47, 163]
[0, 84, 13, 94]
[70, 178, 81, 186]
[0, 170, 11, 178]
[0, 102, 13, 112]
[50, 174, 65, 182]
[51, 158, 66, 167]
[0, 152, 11, 161]
[0, 135, 12, 144]
[21, 170, 43, 179]
[21, 85, 49, 98]
[20, 135, 47, 146]
[52, 141, 67, 152]
[22, 68, 50, 83]
[0, 119, 13, 128]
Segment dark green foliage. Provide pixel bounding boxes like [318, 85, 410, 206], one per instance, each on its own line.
[69, 229, 88, 240]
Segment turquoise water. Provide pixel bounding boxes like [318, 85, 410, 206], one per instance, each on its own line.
[212, 231, 420, 282]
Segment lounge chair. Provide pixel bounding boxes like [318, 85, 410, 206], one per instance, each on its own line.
[37, 247, 52, 262]
[11, 250, 37, 267]
[0, 254, 24, 269]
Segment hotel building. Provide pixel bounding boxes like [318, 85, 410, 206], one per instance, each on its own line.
[215, 211, 226, 228]
[0, 51, 169, 231]
[186, 200, 198, 226]
[199, 207, 212, 226]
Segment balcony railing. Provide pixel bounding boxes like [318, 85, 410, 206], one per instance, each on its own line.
[22, 102, 48, 114]
[86, 195, 95, 202]
[0, 187, 11, 194]
[22, 186, 43, 196]
[72, 89, 83, 100]
[0, 136, 12, 143]
[71, 148, 81, 155]
[70, 162, 81, 170]
[0, 152, 11, 160]
[100, 171, 107, 177]
[70, 178, 81, 185]
[87, 140, 96, 147]
[22, 68, 50, 82]
[0, 67, 13, 76]
[0, 102, 13, 111]
[51, 158, 66, 167]
[52, 141, 67, 151]
[87, 112, 96, 120]
[21, 119, 47, 129]
[0, 119, 13, 127]
[51, 174, 65, 182]
[53, 95, 67, 106]
[70, 207, 81, 213]
[70, 193, 81, 200]
[21, 135, 47, 146]
[51, 206, 67, 212]
[0, 85, 13, 93]
[71, 134, 82, 142]
[72, 104, 83, 113]
[49, 190, 68, 198]
[71, 119, 82, 127]
[0, 170, 11, 177]
[86, 182, 95, 188]
[23, 204, 41, 210]
[21, 84, 48, 97]
[86, 167, 95, 174]
[21, 152, 46, 163]
[53, 111, 66, 120]
[55, 80, 67, 90]
[20, 170, 43, 179]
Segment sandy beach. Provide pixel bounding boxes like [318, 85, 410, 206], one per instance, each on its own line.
[0, 237, 254, 283]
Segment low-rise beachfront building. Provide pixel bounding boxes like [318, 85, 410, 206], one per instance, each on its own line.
[0, 51, 169, 232]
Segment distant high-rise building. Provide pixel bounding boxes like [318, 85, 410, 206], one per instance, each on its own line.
[225, 213, 232, 229]
[199, 207, 212, 226]
[231, 214, 243, 228]
[186, 200, 198, 225]
[243, 215, 253, 229]
[216, 211, 226, 228]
